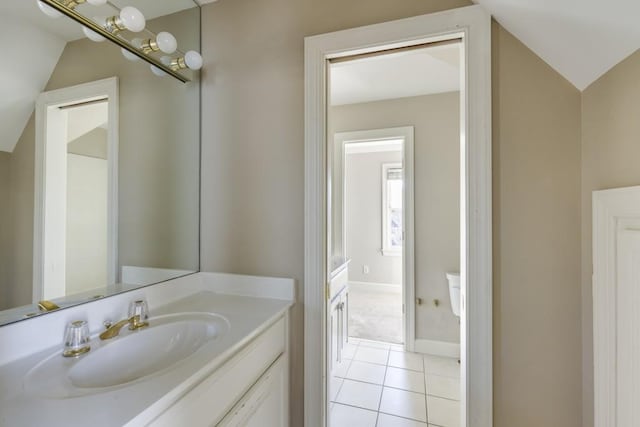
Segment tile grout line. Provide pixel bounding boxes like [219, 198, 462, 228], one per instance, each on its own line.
[337, 376, 427, 395]
[330, 341, 359, 415]
[423, 354, 429, 425]
[374, 347, 391, 426]
[377, 409, 433, 424]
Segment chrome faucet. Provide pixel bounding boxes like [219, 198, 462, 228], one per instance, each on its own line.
[99, 299, 149, 340]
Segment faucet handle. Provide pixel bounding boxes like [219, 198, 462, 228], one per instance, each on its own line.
[62, 320, 91, 358]
[103, 320, 113, 330]
[128, 299, 149, 321]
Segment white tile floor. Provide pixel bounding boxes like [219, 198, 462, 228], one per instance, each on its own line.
[330, 338, 461, 427]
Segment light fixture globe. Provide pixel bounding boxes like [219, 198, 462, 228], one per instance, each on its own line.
[184, 51, 203, 70]
[121, 38, 142, 62]
[121, 48, 140, 62]
[150, 65, 167, 77]
[156, 32, 177, 54]
[119, 6, 146, 32]
[37, 1, 62, 18]
[83, 16, 107, 42]
[83, 27, 105, 42]
[87, 0, 108, 5]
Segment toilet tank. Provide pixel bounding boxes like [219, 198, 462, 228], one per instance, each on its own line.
[446, 272, 461, 317]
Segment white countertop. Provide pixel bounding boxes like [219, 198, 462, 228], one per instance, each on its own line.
[0, 273, 294, 427]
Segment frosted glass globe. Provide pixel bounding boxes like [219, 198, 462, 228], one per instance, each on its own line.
[37, 1, 62, 18]
[82, 16, 106, 42]
[156, 32, 177, 54]
[121, 48, 140, 62]
[120, 6, 145, 32]
[83, 26, 105, 42]
[184, 51, 203, 70]
[150, 65, 167, 77]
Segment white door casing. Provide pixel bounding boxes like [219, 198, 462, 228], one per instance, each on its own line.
[33, 77, 119, 302]
[332, 127, 415, 351]
[593, 186, 640, 427]
[304, 5, 492, 427]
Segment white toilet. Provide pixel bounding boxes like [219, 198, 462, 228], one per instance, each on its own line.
[446, 272, 461, 318]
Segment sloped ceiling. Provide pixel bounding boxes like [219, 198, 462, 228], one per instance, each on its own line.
[474, 0, 640, 90]
[330, 43, 460, 106]
[0, 3, 69, 153]
[67, 102, 108, 143]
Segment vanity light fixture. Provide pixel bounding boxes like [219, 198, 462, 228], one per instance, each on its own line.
[36, 0, 203, 82]
[104, 6, 146, 34]
[141, 32, 177, 55]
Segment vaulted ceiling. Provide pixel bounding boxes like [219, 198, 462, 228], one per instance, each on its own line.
[473, 0, 640, 90]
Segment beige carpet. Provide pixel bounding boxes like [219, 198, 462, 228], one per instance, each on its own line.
[347, 282, 403, 344]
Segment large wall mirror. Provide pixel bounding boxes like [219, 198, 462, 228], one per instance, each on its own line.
[0, 1, 201, 325]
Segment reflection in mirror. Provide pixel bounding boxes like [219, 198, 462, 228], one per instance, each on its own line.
[0, 1, 201, 325]
[65, 100, 111, 296]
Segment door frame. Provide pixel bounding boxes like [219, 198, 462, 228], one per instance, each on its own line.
[333, 126, 414, 350]
[33, 77, 119, 302]
[592, 185, 640, 426]
[304, 5, 492, 427]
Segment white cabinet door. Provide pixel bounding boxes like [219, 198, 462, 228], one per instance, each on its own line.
[341, 290, 349, 349]
[219, 354, 288, 427]
[329, 298, 340, 375]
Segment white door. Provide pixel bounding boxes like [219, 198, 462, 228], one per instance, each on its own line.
[615, 229, 640, 426]
[593, 186, 640, 427]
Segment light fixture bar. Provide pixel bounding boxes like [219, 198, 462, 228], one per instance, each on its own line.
[40, 0, 190, 83]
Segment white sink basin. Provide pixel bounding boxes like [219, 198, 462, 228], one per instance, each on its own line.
[24, 312, 230, 398]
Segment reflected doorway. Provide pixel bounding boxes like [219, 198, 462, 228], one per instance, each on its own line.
[33, 78, 118, 303]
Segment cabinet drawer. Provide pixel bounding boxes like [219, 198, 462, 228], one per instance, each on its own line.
[149, 317, 286, 427]
[218, 353, 287, 427]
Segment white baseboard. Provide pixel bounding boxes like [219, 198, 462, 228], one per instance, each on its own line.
[414, 339, 460, 358]
[348, 280, 401, 289]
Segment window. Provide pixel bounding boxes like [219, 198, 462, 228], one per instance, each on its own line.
[382, 162, 403, 256]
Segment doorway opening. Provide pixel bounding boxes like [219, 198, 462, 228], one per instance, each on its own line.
[345, 140, 404, 345]
[327, 40, 462, 426]
[33, 78, 119, 303]
[304, 6, 492, 427]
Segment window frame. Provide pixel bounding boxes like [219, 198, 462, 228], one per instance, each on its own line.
[381, 162, 403, 257]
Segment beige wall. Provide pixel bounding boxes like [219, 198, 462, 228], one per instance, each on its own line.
[0, 9, 200, 309]
[344, 150, 404, 285]
[492, 23, 582, 426]
[580, 49, 640, 427]
[200, 1, 584, 425]
[0, 153, 10, 308]
[331, 93, 461, 344]
[1, 115, 36, 309]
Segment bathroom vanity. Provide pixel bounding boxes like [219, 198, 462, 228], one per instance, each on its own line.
[328, 258, 350, 376]
[0, 273, 294, 426]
